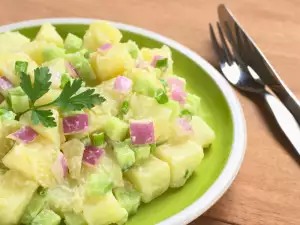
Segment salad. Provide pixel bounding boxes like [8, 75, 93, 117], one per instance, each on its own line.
[0, 21, 215, 225]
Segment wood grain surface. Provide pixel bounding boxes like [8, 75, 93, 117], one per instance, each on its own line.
[1, 0, 300, 224]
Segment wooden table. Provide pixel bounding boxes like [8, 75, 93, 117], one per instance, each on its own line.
[1, 0, 300, 224]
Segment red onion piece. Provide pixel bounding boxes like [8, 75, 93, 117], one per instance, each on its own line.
[130, 119, 155, 145]
[170, 86, 187, 105]
[65, 62, 79, 78]
[63, 114, 89, 135]
[151, 55, 163, 67]
[0, 76, 13, 92]
[167, 77, 185, 91]
[52, 152, 68, 182]
[114, 76, 132, 94]
[175, 118, 193, 136]
[98, 43, 112, 51]
[136, 60, 150, 69]
[83, 146, 105, 166]
[8, 126, 38, 143]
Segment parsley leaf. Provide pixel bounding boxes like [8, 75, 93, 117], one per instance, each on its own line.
[15, 61, 28, 75]
[20, 67, 52, 104]
[31, 110, 56, 127]
[54, 79, 105, 111]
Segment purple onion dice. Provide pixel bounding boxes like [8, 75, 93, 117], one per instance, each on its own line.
[65, 62, 79, 78]
[83, 146, 105, 166]
[151, 55, 163, 67]
[63, 114, 89, 135]
[98, 43, 112, 51]
[0, 76, 13, 92]
[114, 76, 132, 94]
[130, 119, 155, 145]
[8, 126, 38, 143]
[175, 118, 193, 136]
[167, 77, 185, 90]
[170, 86, 187, 105]
[52, 152, 68, 183]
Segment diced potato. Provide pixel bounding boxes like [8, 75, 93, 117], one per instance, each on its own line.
[2, 137, 59, 187]
[191, 116, 215, 148]
[22, 40, 56, 65]
[83, 21, 122, 51]
[125, 156, 170, 203]
[0, 52, 37, 85]
[0, 170, 38, 225]
[35, 89, 61, 107]
[19, 109, 61, 147]
[129, 94, 172, 142]
[83, 191, 128, 225]
[154, 141, 204, 187]
[61, 139, 85, 179]
[0, 32, 30, 54]
[90, 43, 134, 82]
[0, 120, 20, 159]
[35, 23, 64, 48]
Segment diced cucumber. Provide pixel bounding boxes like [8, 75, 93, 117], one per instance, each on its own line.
[83, 191, 128, 225]
[0, 119, 20, 159]
[42, 57, 66, 73]
[113, 182, 141, 216]
[31, 209, 61, 225]
[0, 108, 16, 120]
[7, 86, 30, 113]
[125, 156, 170, 203]
[103, 116, 129, 141]
[85, 172, 113, 197]
[191, 116, 215, 148]
[154, 141, 204, 187]
[64, 33, 83, 53]
[64, 212, 87, 225]
[132, 145, 151, 165]
[65, 52, 96, 85]
[184, 93, 201, 115]
[113, 142, 135, 171]
[43, 46, 65, 62]
[20, 188, 48, 224]
[0, 170, 38, 225]
[131, 70, 159, 97]
[165, 100, 180, 120]
[126, 40, 140, 59]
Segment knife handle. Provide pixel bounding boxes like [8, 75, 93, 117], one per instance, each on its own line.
[263, 91, 300, 155]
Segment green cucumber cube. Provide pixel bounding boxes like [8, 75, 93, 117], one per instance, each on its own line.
[43, 46, 65, 62]
[31, 209, 61, 225]
[132, 145, 150, 164]
[132, 72, 158, 97]
[184, 93, 201, 115]
[113, 182, 141, 216]
[191, 116, 215, 148]
[8, 87, 30, 113]
[64, 212, 87, 225]
[64, 33, 83, 53]
[85, 172, 113, 197]
[103, 116, 129, 141]
[20, 189, 48, 224]
[113, 142, 135, 171]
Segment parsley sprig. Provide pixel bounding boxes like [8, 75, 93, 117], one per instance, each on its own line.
[19, 65, 105, 127]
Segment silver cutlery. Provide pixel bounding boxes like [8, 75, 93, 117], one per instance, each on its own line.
[209, 22, 300, 155]
[218, 4, 300, 124]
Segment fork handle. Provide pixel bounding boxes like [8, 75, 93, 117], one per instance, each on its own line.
[263, 91, 300, 156]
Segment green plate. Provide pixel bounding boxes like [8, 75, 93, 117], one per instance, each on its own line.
[0, 19, 246, 225]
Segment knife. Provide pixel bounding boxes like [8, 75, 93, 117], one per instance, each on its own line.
[218, 4, 300, 124]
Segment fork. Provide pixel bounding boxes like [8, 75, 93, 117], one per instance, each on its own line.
[209, 22, 300, 156]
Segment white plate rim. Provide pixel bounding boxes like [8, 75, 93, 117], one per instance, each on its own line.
[0, 18, 247, 225]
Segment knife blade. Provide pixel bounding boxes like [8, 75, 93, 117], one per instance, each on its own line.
[218, 4, 300, 124]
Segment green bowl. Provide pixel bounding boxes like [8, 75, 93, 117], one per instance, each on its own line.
[0, 18, 247, 225]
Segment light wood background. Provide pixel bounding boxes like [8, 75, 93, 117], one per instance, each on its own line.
[1, 0, 300, 224]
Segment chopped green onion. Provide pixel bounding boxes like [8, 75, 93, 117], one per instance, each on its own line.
[184, 169, 190, 179]
[154, 88, 168, 104]
[160, 79, 168, 91]
[155, 58, 168, 69]
[150, 143, 156, 153]
[92, 132, 105, 146]
[15, 61, 28, 75]
[180, 109, 192, 120]
[0, 109, 16, 120]
[81, 135, 92, 146]
[121, 100, 129, 115]
[37, 187, 48, 196]
[60, 73, 71, 89]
